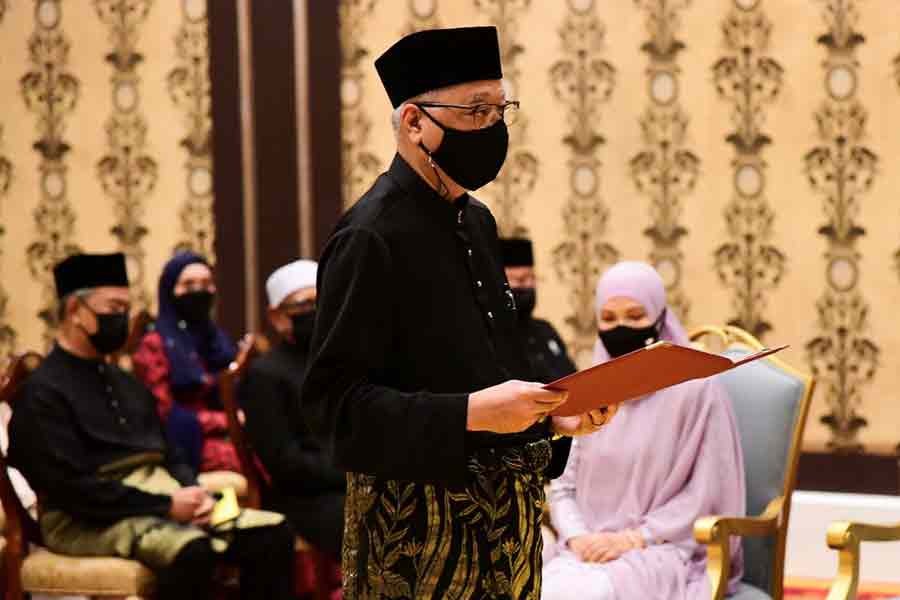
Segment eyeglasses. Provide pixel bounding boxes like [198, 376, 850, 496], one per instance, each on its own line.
[414, 100, 520, 128]
[178, 280, 214, 294]
[282, 299, 315, 315]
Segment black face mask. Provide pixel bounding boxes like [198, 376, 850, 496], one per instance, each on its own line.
[291, 311, 316, 347]
[173, 290, 215, 323]
[79, 300, 130, 355]
[418, 108, 509, 191]
[597, 311, 665, 358]
[512, 287, 536, 321]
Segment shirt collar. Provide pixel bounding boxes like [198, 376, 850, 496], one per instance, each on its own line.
[388, 154, 469, 226]
[51, 343, 106, 370]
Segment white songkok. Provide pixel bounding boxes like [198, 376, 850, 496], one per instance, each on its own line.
[266, 259, 318, 308]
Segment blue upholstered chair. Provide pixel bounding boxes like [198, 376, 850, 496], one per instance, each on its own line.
[690, 326, 815, 600]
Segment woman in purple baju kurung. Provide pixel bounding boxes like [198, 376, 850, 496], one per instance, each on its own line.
[542, 262, 746, 600]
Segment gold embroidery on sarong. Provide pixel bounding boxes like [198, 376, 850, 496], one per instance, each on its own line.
[343, 440, 550, 600]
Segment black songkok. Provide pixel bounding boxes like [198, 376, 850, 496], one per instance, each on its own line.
[53, 253, 129, 299]
[375, 26, 503, 108]
[499, 238, 534, 268]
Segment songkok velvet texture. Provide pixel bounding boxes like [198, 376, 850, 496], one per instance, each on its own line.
[375, 26, 503, 108]
[53, 253, 130, 299]
[499, 238, 534, 267]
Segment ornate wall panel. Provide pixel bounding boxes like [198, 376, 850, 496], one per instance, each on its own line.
[4, 0, 900, 452]
[803, 0, 879, 451]
[473, 0, 537, 238]
[328, 0, 900, 452]
[0, 5, 15, 365]
[339, 0, 382, 208]
[404, 0, 441, 34]
[95, 0, 156, 310]
[0, 1, 213, 353]
[711, 1, 785, 339]
[169, 0, 215, 261]
[21, 0, 82, 345]
[629, 0, 698, 323]
[550, 0, 619, 365]
[894, 47, 900, 279]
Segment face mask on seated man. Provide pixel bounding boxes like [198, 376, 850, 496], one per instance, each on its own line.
[499, 236, 577, 384]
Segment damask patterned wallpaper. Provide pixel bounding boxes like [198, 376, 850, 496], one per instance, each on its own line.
[339, 0, 900, 453]
[0, 1, 214, 354]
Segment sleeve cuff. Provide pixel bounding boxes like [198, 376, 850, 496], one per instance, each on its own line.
[414, 392, 469, 485]
[557, 523, 590, 547]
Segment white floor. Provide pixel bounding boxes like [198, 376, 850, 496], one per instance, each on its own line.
[785, 491, 900, 582]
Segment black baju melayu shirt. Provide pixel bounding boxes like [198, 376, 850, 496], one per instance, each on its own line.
[8, 345, 195, 523]
[519, 317, 577, 384]
[301, 154, 569, 486]
[240, 341, 345, 495]
[240, 340, 346, 559]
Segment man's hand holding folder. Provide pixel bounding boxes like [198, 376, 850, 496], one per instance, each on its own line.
[467, 380, 568, 433]
[466, 380, 613, 437]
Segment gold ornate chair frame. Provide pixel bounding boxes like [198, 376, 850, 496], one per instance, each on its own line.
[825, 519, 900, 599]
[690, 325, 815, 600]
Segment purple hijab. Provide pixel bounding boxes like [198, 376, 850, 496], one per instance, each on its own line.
[155, 252, 236, 391]
[592, 261, 690, 363]
[547, 261, 746, 599]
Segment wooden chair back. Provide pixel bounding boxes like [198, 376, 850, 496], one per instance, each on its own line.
[220, 336, 335, 600]
[219, 334, 264, 509]
[0, 352, 45, 599]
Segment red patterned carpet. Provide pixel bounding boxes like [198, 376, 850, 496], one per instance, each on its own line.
[784, 578, 900, 599]
[785, 592, 896, 599]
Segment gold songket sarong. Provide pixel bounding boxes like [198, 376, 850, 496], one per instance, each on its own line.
[343, 439, 551, 600]
[41, 453, 283, 570]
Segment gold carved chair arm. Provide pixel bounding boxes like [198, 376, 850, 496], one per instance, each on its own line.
[824, 520, 900, 600]
[694, 497, 783, 600]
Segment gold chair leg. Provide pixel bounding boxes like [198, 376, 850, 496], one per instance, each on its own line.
[825, 521, 861, 600]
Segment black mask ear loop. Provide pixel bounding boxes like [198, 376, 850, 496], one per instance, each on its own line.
[75, 296, 98, 340]
[418, 142, 450, 198]
[415, 107, 450, 198]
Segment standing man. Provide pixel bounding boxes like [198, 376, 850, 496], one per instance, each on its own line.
[500, 237, 577, 384]
[302, 27, 611, 599]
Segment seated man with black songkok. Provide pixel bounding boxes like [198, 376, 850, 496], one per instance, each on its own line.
[240, 259, 345, 560]
[500, 237, 577, 383]
[8, 252, 295, 600]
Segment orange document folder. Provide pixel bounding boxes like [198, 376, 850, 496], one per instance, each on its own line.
[545, 341, 788, 417]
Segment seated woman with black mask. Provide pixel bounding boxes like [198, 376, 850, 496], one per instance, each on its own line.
[134, 252, 240, 474]
[542, 261, 746, 600]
